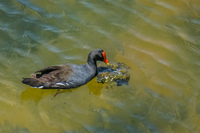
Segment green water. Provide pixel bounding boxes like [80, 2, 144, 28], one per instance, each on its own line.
[0, 0, 200, 132]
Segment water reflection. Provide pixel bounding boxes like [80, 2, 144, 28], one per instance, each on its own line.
[21, 80, 105, 102]
[87, 79, 104, 96]
[21, 87, 58, 103]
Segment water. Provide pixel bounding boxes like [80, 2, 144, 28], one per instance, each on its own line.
[0, 0, 200, 132]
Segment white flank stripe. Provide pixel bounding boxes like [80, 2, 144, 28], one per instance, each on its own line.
[32, 86, 43, 88]
[56, 83, 65, 86]
[38, 86, 44, 88]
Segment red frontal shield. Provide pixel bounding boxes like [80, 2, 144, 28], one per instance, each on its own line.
[102, 51, 109, 64]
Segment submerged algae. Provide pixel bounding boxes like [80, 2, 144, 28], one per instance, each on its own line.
[97, 62, 130, 86]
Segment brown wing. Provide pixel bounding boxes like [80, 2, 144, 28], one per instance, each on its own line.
[22, 64, 73, 88]
[31, 65, 72, 84]
[30, 65, 66, 78]
[36, 65, 65, 74]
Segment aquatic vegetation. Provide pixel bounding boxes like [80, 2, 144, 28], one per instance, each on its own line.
[97, 62, 130, 86]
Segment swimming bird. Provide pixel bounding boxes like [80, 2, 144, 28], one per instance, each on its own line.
[22, 49, 109, 89]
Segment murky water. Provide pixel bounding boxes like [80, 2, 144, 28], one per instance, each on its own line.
[0, 0, 200, 132]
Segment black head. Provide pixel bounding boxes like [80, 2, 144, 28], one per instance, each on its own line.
[87, 49, 109, 65]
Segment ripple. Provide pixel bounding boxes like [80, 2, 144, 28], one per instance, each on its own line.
[80, 1, 107, 15]
[16, 0, 46, 14]
[129, 29, 176, 52]
[156, 1, 178, 12]
[0, 0, 200, 132]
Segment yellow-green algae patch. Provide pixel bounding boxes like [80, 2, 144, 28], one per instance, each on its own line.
[97, 62, 130, 86]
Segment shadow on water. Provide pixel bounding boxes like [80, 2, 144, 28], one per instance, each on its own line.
[21, 80, 109, 102]
[20, 75, 126, 102]
[20, 87, 72, 103]
[87, 78, 104, 96]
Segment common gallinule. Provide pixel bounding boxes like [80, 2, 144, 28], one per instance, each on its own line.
[22, 49, 109, 89]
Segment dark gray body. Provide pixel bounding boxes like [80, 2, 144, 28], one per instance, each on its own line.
[55, 63, 97, 89]
[22, 49, 107, 89]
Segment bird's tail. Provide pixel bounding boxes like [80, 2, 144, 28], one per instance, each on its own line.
[22, 78, 43, 88]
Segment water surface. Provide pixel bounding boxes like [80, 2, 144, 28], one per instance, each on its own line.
[0, 0, 200, 132]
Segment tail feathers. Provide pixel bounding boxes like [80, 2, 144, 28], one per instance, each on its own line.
[22, 78, 43, 88]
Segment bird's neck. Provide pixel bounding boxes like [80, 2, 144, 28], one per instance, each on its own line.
[87, 53, 97, 66]
[87, 56, 97, 74]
